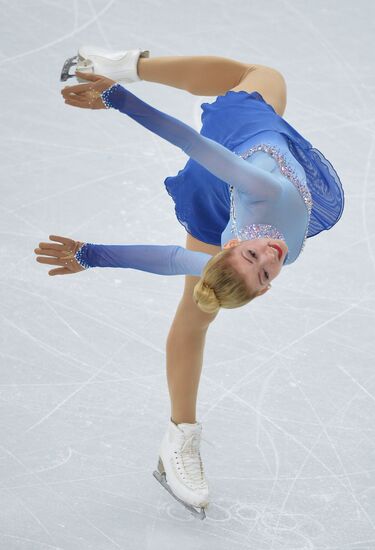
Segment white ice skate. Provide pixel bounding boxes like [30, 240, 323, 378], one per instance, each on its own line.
[60, 45, 150, 83]
[153, 419, 210, 520]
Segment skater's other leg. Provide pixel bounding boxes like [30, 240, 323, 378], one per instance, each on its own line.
[137, 55, 252, 96]
[166, 233, 221, 425]
[229, 64, 287, 116]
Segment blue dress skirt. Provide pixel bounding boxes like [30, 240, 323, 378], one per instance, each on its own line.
[164, 90, 344, 246]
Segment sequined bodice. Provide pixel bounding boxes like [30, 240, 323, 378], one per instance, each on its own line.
[229, 143, 313, 259]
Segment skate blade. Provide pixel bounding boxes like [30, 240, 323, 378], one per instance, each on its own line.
[153, 469, 207, 520]
[60, 55, 79, 82]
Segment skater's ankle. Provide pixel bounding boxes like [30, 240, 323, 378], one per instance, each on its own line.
[171, 416, 197, 426]
[137, 57, 148, 80]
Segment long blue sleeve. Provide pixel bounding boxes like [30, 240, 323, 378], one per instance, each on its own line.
[75, 243, 213, 276]
[101, 84, 282, 199]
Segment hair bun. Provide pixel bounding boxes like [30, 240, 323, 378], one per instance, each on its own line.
[203, 281, 220, 305]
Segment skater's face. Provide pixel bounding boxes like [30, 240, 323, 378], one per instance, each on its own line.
[223, 238, 287, 296]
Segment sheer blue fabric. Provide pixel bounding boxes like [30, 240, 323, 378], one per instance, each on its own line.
[197, 90, 345, 239]
[101, 85, 283, 198]
[77, 243, 213, 276]
[75, 84, 344, 276]
[286, 140, 345, 237]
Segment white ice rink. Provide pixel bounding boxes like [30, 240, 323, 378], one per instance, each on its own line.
[0, 0, 374, 548]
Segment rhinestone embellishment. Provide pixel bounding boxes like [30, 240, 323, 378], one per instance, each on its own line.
[101, 83, 121, 109]
[229, 143, 313, 256]
[74, 243, 93, 269]
[236, 223, 287, 243]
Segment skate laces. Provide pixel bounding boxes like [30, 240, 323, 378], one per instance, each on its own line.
[177, 431, 216, 488]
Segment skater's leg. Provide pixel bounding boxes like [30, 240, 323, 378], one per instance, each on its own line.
[166, 233, 221, 425]
[138, 55, 287, 115]
[137, 55, 253, 96]
[228, 65, 287, 116]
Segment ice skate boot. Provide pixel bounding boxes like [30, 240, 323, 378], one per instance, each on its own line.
[153, 419, 210, 520]
[60, 45, 150, 83]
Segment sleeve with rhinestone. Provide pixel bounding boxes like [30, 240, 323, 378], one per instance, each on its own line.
[74, 242, 213, 276]
[100, 84, 282, 200]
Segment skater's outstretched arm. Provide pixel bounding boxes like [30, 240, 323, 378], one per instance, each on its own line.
[62, 73, 282, 200]
[34, 235, 213, 276]
[102, 84, 282, 199]
[76, 242, 213, 275]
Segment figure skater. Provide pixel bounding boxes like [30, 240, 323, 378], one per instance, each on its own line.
[34, 47, 345, 520]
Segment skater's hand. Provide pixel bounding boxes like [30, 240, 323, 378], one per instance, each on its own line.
[34, 235, 86, 276]
[61, 71, 116, 110]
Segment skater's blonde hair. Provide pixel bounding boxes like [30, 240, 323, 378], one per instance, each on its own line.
[193, 248, 260, 314]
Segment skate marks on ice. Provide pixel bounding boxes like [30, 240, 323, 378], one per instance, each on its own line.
[157, 495, 325, 548]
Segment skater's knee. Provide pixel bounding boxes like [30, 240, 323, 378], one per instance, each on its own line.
[229, 65, 287, 116]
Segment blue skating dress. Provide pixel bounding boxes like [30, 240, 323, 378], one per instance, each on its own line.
[74, 84, 344, 277]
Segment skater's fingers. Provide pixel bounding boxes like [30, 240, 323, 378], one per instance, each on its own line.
[61, 73, 110, 95]
[61, 82, 92, 95]
[48, 235, 73, 245]
[34, 247, 68, 258]
[48, 267, 72, 276]
[38, 241, 64, 251]
[36, 256, 67, 267]
[65, 96, 104, 110]
[61, 89, 94, 102]
[65, 98, 94, 109]
[63, 93, 94, 108]
[75, 71, 102, 82]
[62, 90, 88, 103]
[64, 97, 90, 108]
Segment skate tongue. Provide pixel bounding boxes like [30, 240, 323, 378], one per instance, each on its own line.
[172, 421, 217, 449]
[176, 422, 201, 435]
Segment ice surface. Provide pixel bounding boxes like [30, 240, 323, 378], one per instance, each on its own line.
[0, 0, 374, 548]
